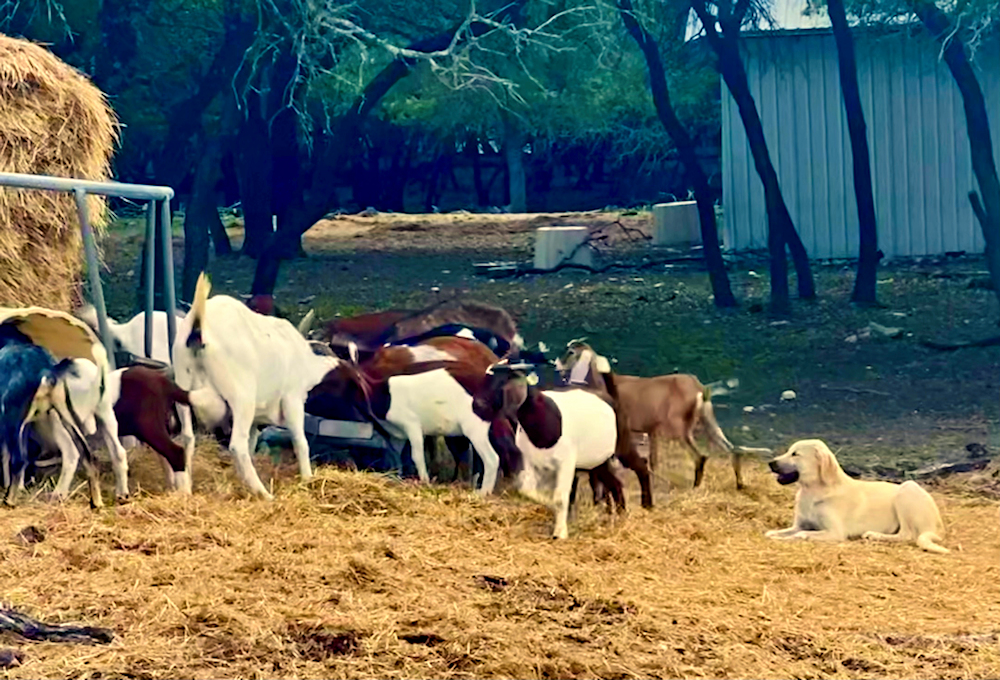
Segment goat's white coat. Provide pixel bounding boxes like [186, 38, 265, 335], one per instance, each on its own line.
[382, 368, 501, 495]
[38, 360, 131, 499]
[405, 345, 455, 363]
[515, 389, 618, 539]
[172, 278, 340, 499]
[77, 305, 183, 365]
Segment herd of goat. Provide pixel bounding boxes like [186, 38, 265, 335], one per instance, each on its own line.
[1, 273, 771, 539]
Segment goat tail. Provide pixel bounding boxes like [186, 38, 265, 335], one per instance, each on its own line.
[698, 390, 735, 454]
[699, 388, 772, 457]
[187, 272, 211, 351]
[168, 382, 191, 407]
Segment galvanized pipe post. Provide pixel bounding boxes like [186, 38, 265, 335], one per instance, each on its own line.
[160, 199, 177, 359]
[144, 201, 156, 358]
[0, 172, 176, 362]
[74, 189, 116, 370]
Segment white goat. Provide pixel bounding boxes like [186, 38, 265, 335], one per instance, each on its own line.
[77, 304, 184, 365]
[31, 360, 132, 500]
[172, 273, 341, 500]
[77, 304, 196, 478]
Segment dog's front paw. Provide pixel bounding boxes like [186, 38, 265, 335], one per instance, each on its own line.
[765, 528, 797, 540]
[861, 531, 879, 541]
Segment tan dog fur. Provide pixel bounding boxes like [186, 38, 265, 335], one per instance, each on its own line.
[766, 439, 948, 554]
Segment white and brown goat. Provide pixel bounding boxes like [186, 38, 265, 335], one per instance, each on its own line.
[306, 336, 520, 494]
[556, 341, 770, 490]
[471, 360, 651, 539]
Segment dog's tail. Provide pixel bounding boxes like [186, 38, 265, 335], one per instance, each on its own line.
[916, 532, 950, 555]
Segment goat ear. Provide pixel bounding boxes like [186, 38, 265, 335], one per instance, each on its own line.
[594, 355, 612, 374]
[502, 379, 529, 413]
[25, 377, 56, 424]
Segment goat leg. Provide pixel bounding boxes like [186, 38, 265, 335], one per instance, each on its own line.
[593, 459, 625, 514]
[648, 433, 660, 472]
[444, 436, 471, 484]
[568, 473, 580, 523]
[79, 451, 103, 510]
[684, 433, 709, 489]
[616, 445, 654, 509]
[588, 469, 608, 506]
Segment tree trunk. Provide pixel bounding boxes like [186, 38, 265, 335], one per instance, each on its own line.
[913, 0, 1000, 313]
[470, 136, 489, 206]
[828, 0, 879, 304]
[182, 138, 224, 300]
[210, 213, 233, 256]
[690, 1, 815, 313]
[248, 0, 532, 297]
[503, 114, 528, 213]
[619, 0, 736, 307]
[234, 96, 274, 258]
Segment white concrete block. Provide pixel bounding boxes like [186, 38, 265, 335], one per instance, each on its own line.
[534, 226, 593, 270]
[652, 201, 701, 246]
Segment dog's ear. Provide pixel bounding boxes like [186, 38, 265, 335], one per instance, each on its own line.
[815, 443, 840, 486]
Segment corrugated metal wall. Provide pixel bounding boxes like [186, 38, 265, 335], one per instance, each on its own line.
[721, 30, 1000, 259]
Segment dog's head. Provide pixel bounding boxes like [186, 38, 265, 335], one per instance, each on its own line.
[768, 439, 842, 487]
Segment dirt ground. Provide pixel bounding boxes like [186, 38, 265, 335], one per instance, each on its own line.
[7, 208, 983, 679]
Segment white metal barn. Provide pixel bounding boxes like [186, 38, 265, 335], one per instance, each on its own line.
[699, 4, 1000, 259]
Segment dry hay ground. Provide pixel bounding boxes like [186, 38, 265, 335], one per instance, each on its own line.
[0, 442, 997, 679]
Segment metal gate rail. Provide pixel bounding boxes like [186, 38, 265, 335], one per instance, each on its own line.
[0, 172, 177, 369]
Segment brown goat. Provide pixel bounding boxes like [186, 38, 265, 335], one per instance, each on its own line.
[556, 342, 770, 490]
[113, 366, 194, 490]
[306, 300, 522, 361]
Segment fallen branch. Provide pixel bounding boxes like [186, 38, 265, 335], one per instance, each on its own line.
[0, 607, 114, 645]
[609, 219, 652, 243]
[819, 384, 891, 397]
[909, 458, 992, 480]
[474, 256, 704, 278]
[919, 336, 1000, 351]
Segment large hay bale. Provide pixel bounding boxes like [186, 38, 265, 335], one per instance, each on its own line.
[0, 34, 117, 311]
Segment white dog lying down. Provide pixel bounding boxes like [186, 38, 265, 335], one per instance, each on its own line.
[765, 439, 948, 554]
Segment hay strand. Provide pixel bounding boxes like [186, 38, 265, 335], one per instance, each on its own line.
[0, 34, 118, 311]
[0, 442, 997, 678]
